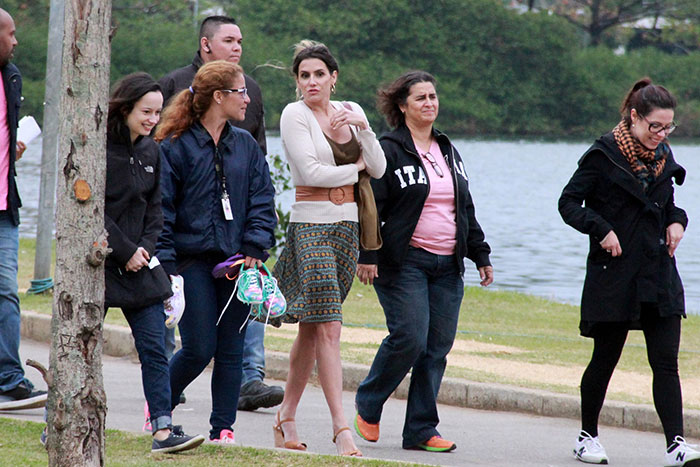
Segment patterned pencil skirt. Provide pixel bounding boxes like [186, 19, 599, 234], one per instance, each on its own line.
[273, 221, 359, 323]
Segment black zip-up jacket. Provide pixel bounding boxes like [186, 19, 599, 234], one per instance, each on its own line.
[1, 63, 22, 226]
[158, 52, 267, 154]
[559, 132, 687, 333]
[358, 124, 491, 284]
[104, 129, 163, 269]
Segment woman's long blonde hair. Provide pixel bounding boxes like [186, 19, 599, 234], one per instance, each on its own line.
[155, 60, 243, 141]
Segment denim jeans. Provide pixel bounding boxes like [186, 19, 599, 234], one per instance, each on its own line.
[241, 319, 265, 385]
[120, 302, 172, 432]
[164, 325, 176, 361]
[169, 257, 249, 439]
[355, 247, 463, 448]
[0, 211, 30, 392]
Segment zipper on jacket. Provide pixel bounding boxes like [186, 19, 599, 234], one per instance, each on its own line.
[447, 143, 465, 271]
[404, 136, 465, 272]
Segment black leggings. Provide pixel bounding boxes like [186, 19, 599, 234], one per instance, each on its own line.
[580, 308, 682, 446]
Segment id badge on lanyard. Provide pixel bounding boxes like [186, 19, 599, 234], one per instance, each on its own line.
[214, 146, 233, 221]
[222, 193, 233, 220]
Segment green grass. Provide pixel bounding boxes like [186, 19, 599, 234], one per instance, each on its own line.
[0, 418, 421, 466]
[18, 238, 700, 407]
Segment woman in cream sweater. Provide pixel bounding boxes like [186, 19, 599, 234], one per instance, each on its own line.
[272, 40, 385, 457]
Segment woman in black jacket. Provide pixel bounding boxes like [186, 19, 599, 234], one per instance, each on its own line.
[354, 71, 493, 452]
[154, 61, 276, 444]
[559, 78, 700, 466]
[105, 72, 204, 453]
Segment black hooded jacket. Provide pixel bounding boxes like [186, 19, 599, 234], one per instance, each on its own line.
[559, 132, 687, 334]
[104, 127, 163, 269]
[358, 124, 491, 285]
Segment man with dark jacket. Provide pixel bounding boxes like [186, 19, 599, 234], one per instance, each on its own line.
[159, 16, 266, 153]
[0, 8, 46, 410]
[158, 15, 282, 412]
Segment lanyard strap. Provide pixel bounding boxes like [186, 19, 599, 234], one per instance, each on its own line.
[214, 146, 229, 197]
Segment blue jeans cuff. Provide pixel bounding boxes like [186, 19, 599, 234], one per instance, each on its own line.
[151, 415, 172, 433]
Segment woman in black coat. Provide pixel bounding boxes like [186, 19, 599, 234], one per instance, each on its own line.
[559, 78, 699, 467]
[105, 73, 204, 454]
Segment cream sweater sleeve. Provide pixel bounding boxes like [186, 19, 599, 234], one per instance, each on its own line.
[280, 102, 359, 188]
[347, 101, 386, 179]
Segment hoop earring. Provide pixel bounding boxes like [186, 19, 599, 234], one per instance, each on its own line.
[331, 83, 336, 94]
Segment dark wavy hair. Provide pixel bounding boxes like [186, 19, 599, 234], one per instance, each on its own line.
[377, 70, 436, 129]
[620, 77, 677, 125]
[107, 72, 161, 142]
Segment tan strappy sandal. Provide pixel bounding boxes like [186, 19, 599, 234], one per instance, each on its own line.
[273, 412, 307, 451]
[333, 426, 363, 457]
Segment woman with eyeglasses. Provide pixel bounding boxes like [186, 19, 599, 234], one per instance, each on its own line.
[354, 71, 493, 453]
[154, 60, 276, 444]
[559, 78, 700, 466]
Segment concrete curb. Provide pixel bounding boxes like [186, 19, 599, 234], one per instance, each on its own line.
[21, 310, 700, 438]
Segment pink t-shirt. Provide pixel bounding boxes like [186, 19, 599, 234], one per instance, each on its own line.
[409, 138, 457, 255]
[0, 73, 10, 211]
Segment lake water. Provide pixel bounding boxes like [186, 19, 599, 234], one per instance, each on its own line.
[16, 136, 700, 313]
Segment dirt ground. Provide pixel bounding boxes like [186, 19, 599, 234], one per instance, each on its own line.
[268, 325, 700, 408]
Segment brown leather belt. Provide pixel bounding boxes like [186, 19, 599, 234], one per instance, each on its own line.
[295, 185, 355, 205]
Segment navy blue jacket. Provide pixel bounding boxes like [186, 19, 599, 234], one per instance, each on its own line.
[156, 122, 276, 275]
[1, 63, 22, 226]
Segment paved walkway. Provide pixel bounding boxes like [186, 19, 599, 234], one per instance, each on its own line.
[1, 338, 688, 466]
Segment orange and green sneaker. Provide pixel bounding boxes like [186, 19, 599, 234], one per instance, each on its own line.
[354, 413, 379, 442]
[416, 435, 456, 452]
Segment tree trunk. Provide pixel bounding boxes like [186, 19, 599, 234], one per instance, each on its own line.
[46, 1, 112, 466]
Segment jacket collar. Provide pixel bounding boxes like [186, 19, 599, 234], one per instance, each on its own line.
[381, 124, 452, 159]
[191, 120, 236, 149]
[1, 63, 19, 97]
[583, 132, 686, 201]
[192, 52, 204, 70]
[1, 62, 19, 80]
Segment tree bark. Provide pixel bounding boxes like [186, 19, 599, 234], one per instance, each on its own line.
[46, 1, 112, 465]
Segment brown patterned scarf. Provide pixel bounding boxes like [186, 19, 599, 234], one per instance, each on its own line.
[612, 120, 669, 191]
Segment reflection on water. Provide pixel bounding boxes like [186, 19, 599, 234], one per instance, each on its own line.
[17, 136, 700, 313]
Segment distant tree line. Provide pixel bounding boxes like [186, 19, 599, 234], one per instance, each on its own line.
[8, 0, 700, 138]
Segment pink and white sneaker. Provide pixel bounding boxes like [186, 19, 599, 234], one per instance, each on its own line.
[210, 429, 235, 445]
[164, 275, 185, 329]
[143, 401, 152, 432]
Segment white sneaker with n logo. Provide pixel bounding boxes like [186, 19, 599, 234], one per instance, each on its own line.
[665, 436, 700, 467]
[573, 430, 609, 464]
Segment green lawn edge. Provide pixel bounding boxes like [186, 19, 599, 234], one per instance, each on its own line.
[0, 417, 425, 466]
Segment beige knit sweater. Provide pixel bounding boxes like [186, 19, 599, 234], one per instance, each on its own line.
[280, 100, 386, 224]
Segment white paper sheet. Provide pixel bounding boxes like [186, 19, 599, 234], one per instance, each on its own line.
[17, 116, 42, 145]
